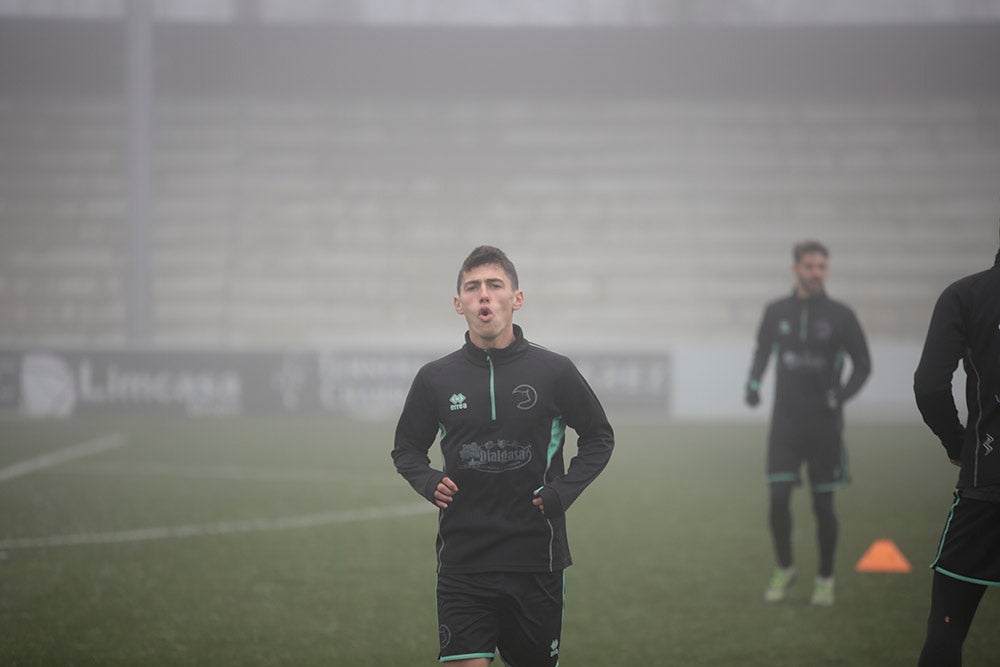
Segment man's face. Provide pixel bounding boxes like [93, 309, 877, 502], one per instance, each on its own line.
[454, 263, 523, 349]
[793, 251, 828, 297]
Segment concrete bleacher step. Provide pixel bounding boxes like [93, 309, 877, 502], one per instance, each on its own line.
[3, 93, 999, 347]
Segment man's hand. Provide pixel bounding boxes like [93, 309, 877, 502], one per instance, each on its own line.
[434, 476, 459, 509]
[532, 487, 565, 519]
[745, 386, 760, 407]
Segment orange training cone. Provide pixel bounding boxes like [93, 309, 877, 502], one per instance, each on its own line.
[855, 539, 912, 573]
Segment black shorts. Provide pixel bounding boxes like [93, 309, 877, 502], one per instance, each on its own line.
[436, 571, 564, 666]
[767, 411, 848, 491]
[930, 490, 1000, 587]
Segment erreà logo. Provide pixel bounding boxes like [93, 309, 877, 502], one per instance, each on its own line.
[449, 393, 468, 411]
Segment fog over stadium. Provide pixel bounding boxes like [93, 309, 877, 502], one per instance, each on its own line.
[1, 2, 1000, 664]
[0, 0, 998, 421]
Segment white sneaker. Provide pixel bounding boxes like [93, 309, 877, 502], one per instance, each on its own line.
[810, 576, 835, 606]
[764, 567, 796, 603]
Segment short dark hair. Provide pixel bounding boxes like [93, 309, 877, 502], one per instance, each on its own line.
[457, 246, 519, 293]
[793, 240, 829, 263]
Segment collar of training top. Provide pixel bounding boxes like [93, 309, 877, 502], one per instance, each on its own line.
[463, 324, 529, 365]
[791, 287, 828, 302]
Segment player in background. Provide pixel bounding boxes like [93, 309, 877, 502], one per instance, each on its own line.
[745, 240, 871, 606]
[914, 226, 1000, 666]
[392, 246, 614, 666]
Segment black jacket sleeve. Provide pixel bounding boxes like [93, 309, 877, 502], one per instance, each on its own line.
[838, 308, 872, 403]
[914, 284, 967, 460]
[538, 361, 614, 519]
[391, 370, 446, 504]
[747, 304, 775, 390]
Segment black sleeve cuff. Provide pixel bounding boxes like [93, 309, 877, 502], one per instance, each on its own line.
[536, 486, 565, 519]
[944, 435, 965, 461]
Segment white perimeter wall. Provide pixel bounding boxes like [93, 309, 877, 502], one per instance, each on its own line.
[669, 339, 966, 422]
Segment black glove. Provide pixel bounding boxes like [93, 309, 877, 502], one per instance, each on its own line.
[745, 385, 760, 407]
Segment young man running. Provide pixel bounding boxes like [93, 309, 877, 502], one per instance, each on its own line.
[393, 245, 614, 666]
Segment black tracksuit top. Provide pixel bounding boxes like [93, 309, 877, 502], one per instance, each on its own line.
[915, 253, 1000, 493]
[748, 290, 871, 417]
[392, 325, 614, 574]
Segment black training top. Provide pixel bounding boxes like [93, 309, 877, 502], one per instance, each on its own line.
[392, 325, 614, 574]
[914, 252, 1000, 495]
[747, 291, 871, 417]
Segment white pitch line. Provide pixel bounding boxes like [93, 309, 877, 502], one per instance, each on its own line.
[0, 502, 435, 550]
[0, 434, 126, 483]
[61, 461, 400, 485]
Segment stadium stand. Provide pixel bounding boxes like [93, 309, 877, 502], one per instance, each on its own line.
[1, 21, 998, 350]
[0, 96, 127, 346]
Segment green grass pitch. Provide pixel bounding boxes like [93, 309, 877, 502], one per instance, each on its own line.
[1, 415, 998, 665]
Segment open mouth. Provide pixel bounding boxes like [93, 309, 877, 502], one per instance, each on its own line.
[479, 307, 491, 319]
